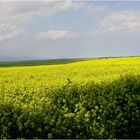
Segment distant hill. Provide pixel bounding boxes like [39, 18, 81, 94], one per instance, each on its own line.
[0, 58, 87, 67]
[0, 56, 33, 62]
[0, 56, 16, 61]
[0, 55, 139, 67]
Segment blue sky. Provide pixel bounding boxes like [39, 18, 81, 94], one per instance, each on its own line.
[0, 0, 140, 61]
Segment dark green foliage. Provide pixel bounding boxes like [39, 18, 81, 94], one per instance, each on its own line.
[0, 75, 140, 139]
[0, 58, 86, 67]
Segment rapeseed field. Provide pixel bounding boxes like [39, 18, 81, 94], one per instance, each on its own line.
[0, 57, 140, 139]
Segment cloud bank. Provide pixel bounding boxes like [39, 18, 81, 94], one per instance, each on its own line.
[0, 1, 105, 41]
[38, 30, 79, 40]
[94, 10, 140, 34]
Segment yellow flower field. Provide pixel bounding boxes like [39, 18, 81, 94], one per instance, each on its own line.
[0, 57, 140, 139]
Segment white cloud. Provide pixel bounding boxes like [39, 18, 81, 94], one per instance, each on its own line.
[94, 10, 140, 35]
[0, 1, 105, 41]
[0, 21, 27, 41]
[38, 30, 79, 40]
[85, 4, 105, 15]
[0, 29, 25, 41]
[0, 0, 83, 41]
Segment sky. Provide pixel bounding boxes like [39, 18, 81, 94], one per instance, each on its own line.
[0, 0, 140, 61]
